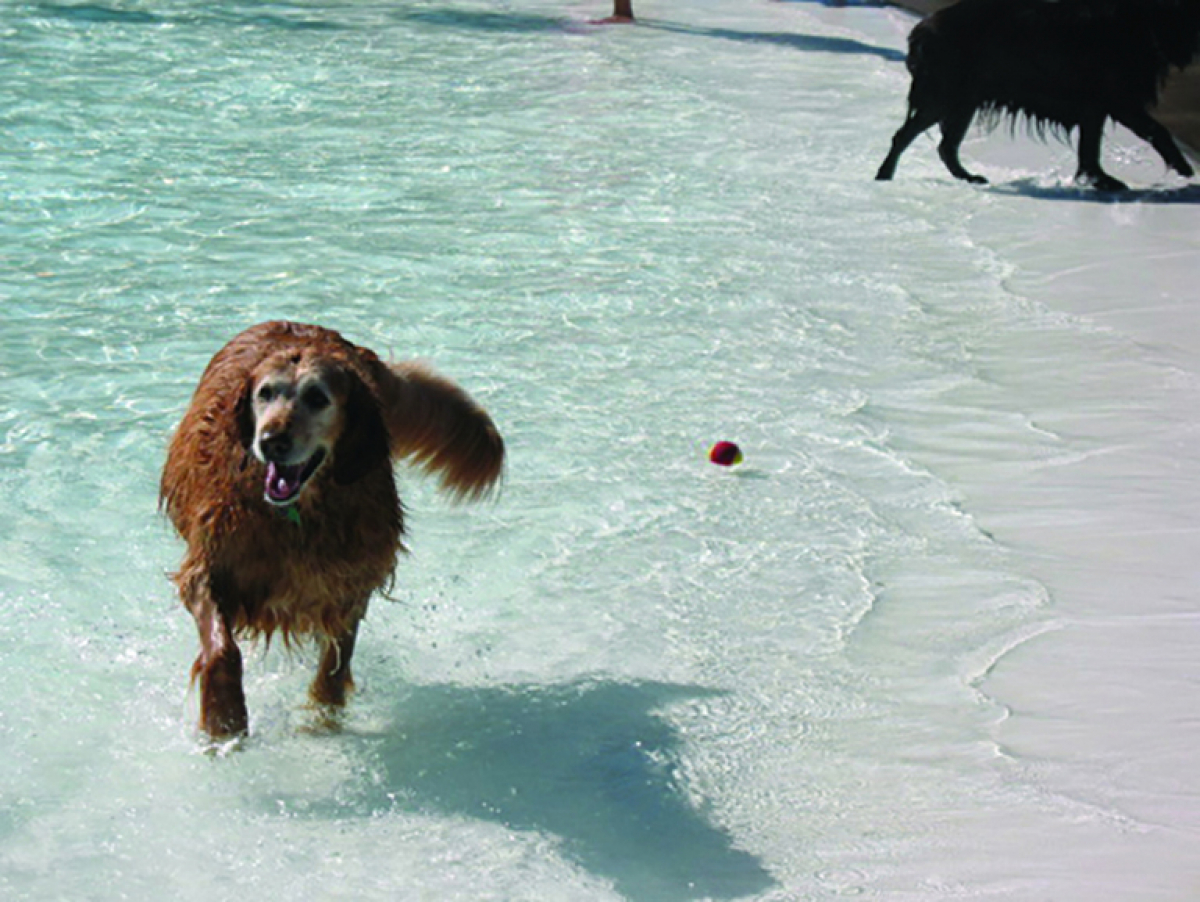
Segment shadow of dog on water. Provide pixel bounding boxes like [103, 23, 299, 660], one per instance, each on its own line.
[285, 680, 775, 901]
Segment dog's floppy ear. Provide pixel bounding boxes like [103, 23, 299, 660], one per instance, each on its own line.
[233, 376, 256, 451]
[332, 371, 390, 485]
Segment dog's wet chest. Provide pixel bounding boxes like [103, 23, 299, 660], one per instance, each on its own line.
[225, 500, 401, 596]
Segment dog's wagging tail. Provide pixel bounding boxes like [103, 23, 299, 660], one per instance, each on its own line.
[876, 0, 1200, 190]
[160, 321, 505, 741]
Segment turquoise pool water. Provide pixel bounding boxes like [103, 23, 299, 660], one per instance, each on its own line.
[2, 1, 1198, 898]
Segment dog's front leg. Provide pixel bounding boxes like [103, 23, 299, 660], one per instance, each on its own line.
[309, 615, 361, 710]
[1113, 106, 1194, 180]
[184, 573, 249, 740]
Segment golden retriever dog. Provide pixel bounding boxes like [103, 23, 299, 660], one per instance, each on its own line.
[160, 321, 504, 740]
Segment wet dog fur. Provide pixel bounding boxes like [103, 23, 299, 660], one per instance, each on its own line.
[160, 321, 504, 740]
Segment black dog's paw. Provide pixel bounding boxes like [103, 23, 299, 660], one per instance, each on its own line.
[1078, 172, 1129, 192]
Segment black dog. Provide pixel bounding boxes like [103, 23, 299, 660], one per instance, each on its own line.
[876, 0, 1200, 190]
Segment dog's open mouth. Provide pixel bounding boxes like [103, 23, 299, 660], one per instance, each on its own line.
[264, 449, 327, 506]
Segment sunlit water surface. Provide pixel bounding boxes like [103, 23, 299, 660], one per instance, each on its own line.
[2, 0, 1198, 899]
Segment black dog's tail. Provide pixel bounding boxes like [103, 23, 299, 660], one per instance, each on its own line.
[902, 15, 959, 117]
[905, 18, 933, 78]
[904, 15, 958, 95]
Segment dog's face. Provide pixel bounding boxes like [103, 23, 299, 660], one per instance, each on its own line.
[248, 355, 344, 506]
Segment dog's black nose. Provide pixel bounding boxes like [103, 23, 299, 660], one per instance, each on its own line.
[259, 431, 293, 462]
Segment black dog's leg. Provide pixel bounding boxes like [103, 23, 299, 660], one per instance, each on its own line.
[1112, 107, 1194, 179]
[937, 107, 987, 184]
[1075, 115, 1128, 191]
[876, 104, 939, 180]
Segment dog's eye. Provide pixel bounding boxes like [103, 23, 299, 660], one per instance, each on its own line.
[256, 384, 276, 403]
[303, 386, 331, 411]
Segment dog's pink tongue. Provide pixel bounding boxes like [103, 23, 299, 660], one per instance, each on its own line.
[265, 461, 303, 504]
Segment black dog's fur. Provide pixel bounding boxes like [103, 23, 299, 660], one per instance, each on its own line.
[876, 0, 1200, 190]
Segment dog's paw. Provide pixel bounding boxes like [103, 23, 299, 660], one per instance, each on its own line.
[299, 702, 350, 736]
[1080, 172, 1128, 192]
